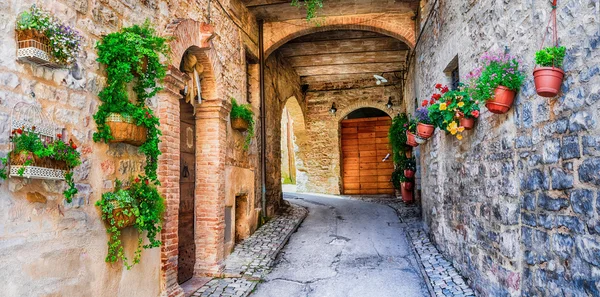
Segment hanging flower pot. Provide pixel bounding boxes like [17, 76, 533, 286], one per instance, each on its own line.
[460, 117, 476, 130]
[416, 123, 435, 139]
[533, 67, 564, 98]
[404, 169, 415, 178]
[109, 204, 137, 229]
[485, 86, 516, 114]
[406, 131, 419, 147]
[231, 118, 249, 132]
[106, 113, 148, 146]
[401, 182, 413, 204]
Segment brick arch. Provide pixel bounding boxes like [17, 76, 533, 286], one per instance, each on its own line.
[282, 96, 306, 135]
[165, 19, 220, 100]
[264, 15, 415, 57]
[335, 102, 393, 122]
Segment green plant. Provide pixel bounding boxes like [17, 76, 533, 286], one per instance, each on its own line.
[94, 21, 170, 183]
[402, 157, 416, 171]
[96, 176, 165, 269]
[388, 113, 410, 164]
[535, 46, 566, 68]
[469, 52, 526, 104]
[16, 4, 52, 31]
[231, 98, 255, 150]
[391, 167, 404, 190]
[291, 0, 324, 21]
[408, 118, 417, 133]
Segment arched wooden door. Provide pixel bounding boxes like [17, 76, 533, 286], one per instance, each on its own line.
[178, 101, 196, 284]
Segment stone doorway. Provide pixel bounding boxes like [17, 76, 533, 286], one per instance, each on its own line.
[178, 100, 196, 284]
[235, 194, 249, 243]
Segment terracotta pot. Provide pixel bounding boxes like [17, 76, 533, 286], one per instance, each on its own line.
[401, 182, 413, 204]
[232, 118, 249, 132]
[460, 117, 476, 130]
[533, 67, 564, 97]
[416, 123, 435, 139]
[406, 131, 419, 147]
[404, 169, 415, 178]
[110, 206, 137, 229]
[485, 86, 516, 114]
[106, 113, 148, 146]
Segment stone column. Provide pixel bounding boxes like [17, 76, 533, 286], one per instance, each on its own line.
[194, 98, 231, 276]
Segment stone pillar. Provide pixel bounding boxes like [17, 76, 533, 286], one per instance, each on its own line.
[158, 66, 188, 297]
[194, 99, 231, 276]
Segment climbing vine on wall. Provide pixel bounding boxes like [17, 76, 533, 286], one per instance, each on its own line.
[291, 0, 324, 21]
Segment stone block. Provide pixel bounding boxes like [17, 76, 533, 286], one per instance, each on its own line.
[576, 236, 600, 267]
[561, 135, 581, 160]
[583, 136, 600, 156]
[522, 169, 549, 192]
[570, 189, 594, 217]
[557, 216, 586, 234]
[552, 233, 574, 260]
[522, 213, 536, 227]
[551, 167, 574, 190]
[538, 213, 555, 229]
[569, 111, 595, 133]
[579, 158, 600, 186]
[538, 193, 569, 211]
[543, 138, 561, 164]
[521, 193, 536, 211]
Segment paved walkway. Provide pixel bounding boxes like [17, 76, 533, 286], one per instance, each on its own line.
[251, 193, 431, 297]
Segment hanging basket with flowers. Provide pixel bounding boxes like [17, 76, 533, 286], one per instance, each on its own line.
[15, 4, 81, 68]
[469, 52, 526, 114]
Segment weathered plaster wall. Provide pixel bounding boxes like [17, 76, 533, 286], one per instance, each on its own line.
[0, 0, 260, 296]
[409, 1, 600, 296]
[301, 85, 404, 195]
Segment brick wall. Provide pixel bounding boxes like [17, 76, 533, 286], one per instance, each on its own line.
[407, 1, 600, 296]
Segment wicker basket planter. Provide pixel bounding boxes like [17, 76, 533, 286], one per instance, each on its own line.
[109, 204, 137, 229]
[16, 29, 63, 69]
[8, 151, 66, 180]
[232, 118, 249, 132]
[106, 113, 148, 146]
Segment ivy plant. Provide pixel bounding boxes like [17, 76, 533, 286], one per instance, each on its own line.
[291, 0, 324, 21]
[535, 46, 566, 68]
[94, 21, 170, 183]
[231, 98, 255, 150]
[96, 176, 165, 269]
[388, 113, 410, 165]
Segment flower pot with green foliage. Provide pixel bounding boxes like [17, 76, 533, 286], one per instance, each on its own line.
[402, 157, 416, 178]
[405, 119, 419, 147]
[468, 52, 525, 115]
[415, 107, 435, 139]
[459, 116, 475, 130]
[230, 98, 255, 150]
[533, 46, 566, 97]
[388, 113, 410, 164]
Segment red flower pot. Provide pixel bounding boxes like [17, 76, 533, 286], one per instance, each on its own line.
[404, 169, 415, 178]
[460, 117, 475, 130]
[485, 86, 516, 114]
[401, 182, 413, 204]
[406, 131, 419, 147]
[416, 123, 435, 139]
[533, 67, 564, 98]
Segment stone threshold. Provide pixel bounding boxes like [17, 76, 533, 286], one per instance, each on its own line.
[192, 202, 308, 297]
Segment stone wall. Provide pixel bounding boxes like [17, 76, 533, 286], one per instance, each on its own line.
[408, 0, 600, 296]
[300, 85, 404, 194]
[0, 0, 261, 296]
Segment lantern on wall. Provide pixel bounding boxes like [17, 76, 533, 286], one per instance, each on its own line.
[329, 102, 337, 115]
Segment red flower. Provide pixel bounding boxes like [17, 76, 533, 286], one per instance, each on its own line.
[16, 128, 22, 134]
[135, 177, 140, 183]
[431, 93, 442, 100]
[441, 86, 449, 93]
[446, 100, 452, 106]
[71, 143, 77, 149]
[145, 179, 149, 185]
[435, 83, 442, 89]
[471, 110, 480, 118]
[421, 100, 428, 107]
[430, 100, 435, 105]
[57, 134, 63, 139]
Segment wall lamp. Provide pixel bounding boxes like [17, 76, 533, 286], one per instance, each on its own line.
[386, 97, 393, 109]
[329, 102, 337, 115]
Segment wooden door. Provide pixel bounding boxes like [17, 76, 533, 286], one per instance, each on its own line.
[178, 101, 196, 284]
[341, 116, 394, 195]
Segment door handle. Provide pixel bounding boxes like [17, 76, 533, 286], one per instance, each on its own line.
[182, 163, 190, 178]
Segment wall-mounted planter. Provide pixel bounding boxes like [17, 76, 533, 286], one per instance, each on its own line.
[533, 67, 564, 97]
[460, 117, 475, 130]
[416, 123, 435, 139]
[16, 29, 63, 68]
[231, 118, 249, 132]
[404, 169, 415, 178]
[106, 113, 148, 146]
[406, 131, 419, 147]
[109, 205, 137, 229]
[485, 86, 516, 114]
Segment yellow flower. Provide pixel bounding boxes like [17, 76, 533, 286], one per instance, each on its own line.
[458, 102, 465, 107]
[439, 103, 447, 110]
[458, 127, 465, 132]
[456, 134, 463, 140]
[447, 121, 458, 135]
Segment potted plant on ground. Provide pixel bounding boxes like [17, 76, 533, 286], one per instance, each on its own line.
[470, 52, 526, 114]
[533, 46, 566, 97]
[15, 4, 81, 67]
[94, 21, 169, 183]
[406, 118, 419, 147]
[400, 175, 413, 204]
[96, 176, 165, 269]
[230, 98, 255, 150]
[428, 85, 467, 140]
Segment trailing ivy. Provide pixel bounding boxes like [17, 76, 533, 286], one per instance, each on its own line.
[291, 0, 324, 21]
[388, 113, 410, 165]
[94, 20, 169, 183]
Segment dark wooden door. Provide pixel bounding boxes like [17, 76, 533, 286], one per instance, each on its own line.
[178, 101, 196, 284]
[341, 116, 394, 195]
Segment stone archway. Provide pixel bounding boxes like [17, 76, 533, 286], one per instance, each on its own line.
[158, 19, 228, 297]
[336, 102, 395, 122]
[280, 96, 308, 191]
[263, 15, 416, 58]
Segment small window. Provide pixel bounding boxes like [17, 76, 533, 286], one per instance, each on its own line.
[450, 67, 460, 90]
[444, 55, 460, 90]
